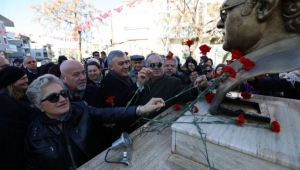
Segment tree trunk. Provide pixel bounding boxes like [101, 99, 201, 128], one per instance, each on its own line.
[78, 30, 82, 63]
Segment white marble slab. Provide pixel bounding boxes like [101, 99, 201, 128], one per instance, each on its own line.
[172, 95, 300, 169]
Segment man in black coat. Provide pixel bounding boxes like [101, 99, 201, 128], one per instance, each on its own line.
[100, 50, 151, 143]
[60, 60, 109, 150]
[137, 53, 208, 119]
[23, 56, 42, 85]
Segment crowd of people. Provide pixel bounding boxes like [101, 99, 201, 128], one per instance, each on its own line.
[0, 46, 299, 169]
[8, 49, 300, 169]
[1, 0, 300, 167]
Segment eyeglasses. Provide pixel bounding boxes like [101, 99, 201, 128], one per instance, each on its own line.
[94, 55, 99, 56]
[41, 90, 69, 103]
[220, 2, 245, 22]
[149, 62, 163, 69]
[26, 60, 36, 64]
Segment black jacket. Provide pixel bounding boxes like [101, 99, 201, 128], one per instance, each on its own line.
[138, 74, 198, 119]
[0, 88, 37, 170]
[248, 77, 300, 99]
[100, 72, 138, 107]
[25, 68, 42, 85]
[67, 85, 102, 108]
[24, 102, 137, 170]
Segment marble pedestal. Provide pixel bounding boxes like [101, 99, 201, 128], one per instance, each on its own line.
[172, 95, 300, 169]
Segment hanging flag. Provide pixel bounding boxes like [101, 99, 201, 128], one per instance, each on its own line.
[100, 12, 109, 19]
[114, 6, 123, 13]
[126, 0, 136, 7]
[96, 17, 102, 21]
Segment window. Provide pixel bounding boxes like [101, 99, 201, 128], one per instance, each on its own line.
[23, 39, 27, 44]
[36, 52, 41, 56]
[0, 23, 3, 30]
[0, 37, 2, 44]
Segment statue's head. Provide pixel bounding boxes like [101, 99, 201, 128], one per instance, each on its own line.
[217, 0, 300, 54]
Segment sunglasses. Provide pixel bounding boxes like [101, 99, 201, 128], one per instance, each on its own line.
[149, 62, 163, 69]
[94, 55, 99, 56]
[41, 90, 69, 103]
[26, 60, 36, 64]
[220, 2, 245, 22]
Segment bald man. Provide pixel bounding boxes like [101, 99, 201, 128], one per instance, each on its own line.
[60, 60, 102, 107]
[60, 60, 107, 152]
[23, 56, 41, 84]
[0, 56, 9, 71]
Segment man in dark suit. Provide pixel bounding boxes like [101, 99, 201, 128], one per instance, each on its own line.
[137, 53, 207, 119]
[100, 50, 151, 143]
[23, 56, 41, 85]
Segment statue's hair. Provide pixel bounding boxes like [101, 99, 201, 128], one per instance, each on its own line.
[282, 0, 300, 33]
[243, 0, 300, 33]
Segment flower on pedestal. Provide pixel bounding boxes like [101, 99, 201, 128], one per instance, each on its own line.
[265, 121, 281, 133]
[173, 104, 181, 111]
[231, 114, 245, 125]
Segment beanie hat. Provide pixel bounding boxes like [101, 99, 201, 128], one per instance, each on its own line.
[58, 55, 68, 64]
[13, 58, 23, 64]
[0, 66, 26, 87]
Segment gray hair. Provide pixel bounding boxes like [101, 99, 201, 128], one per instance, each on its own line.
[145, 52, 162, 66]
[107, 50, 125, 65]
[26, 74, 64, 109]
[162, 57, 178, 67]
[87, 58, 100, 64]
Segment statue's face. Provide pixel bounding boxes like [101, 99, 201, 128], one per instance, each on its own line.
[217, 0, 264, 54]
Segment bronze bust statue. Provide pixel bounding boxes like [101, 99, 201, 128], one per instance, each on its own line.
[209, 0, 300, 114]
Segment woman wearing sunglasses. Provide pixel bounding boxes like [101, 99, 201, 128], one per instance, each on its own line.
[24, 74, 164, 170]
[0, 66, 37, 170]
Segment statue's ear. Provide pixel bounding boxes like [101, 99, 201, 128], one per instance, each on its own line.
[257, 0, 280, 21]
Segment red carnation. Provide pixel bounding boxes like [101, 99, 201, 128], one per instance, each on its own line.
[166, 51, 173, 60]
[271, 121, 280, 132]
[192, 105, 199, 113]
[199, 44, 211, 55]
[213, 73, 219, 79]
[106, 96, 115, 103]
[221, 66, 236, 78]
[239, 57, 255, 71]
[236, 114, 245, 125]
[173, 104, 181, 111]
[231, 49, 243, 60]
[185, 40, 193, 47]
[241, 92, 252, 99]
[124, 52, 128, 56]
[205, 92, 215, 103]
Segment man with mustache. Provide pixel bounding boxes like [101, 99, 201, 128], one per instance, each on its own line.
[60, 60, 102, 107]
[164, 56, 187, 84]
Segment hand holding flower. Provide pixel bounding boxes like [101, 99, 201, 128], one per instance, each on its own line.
[137, 67, 152, 86]
[194, 75, 208, 88]
[137, 98, 165, 116]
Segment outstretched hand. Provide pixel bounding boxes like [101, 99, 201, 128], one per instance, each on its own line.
[140, 98, 165, 114]
[194, 75, 208, 88]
